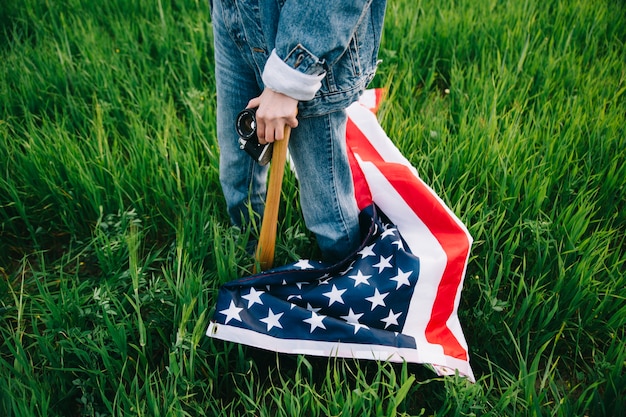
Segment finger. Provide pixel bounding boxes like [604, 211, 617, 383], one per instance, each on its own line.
[247, 97, 260, 109]
[264, 124, 277, 143]
[287, 115, 298, 129]
[256, 118, 267, 143]
[273, 125, 284, 141]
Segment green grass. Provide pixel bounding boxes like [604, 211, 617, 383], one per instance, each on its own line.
[1, 0, 624, 415]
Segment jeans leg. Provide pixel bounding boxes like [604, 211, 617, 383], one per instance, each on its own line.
[212, 1, 267, 228]
[288, 110, 361, 263]
[212, 2, 359, 261]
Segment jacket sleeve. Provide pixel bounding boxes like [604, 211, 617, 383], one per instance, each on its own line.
[262, 0, 375, 101]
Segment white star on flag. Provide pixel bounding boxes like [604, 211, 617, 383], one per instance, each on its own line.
[373, 254, 393, 273]
[390, 268, 412, 289]
[340, 308, 367, 334]
[294, 259, 314, 270]
[219, 301, 243, 324]
[339, 261, 355, 276]
[381, 309, 402, 329]
[348, 270, 371, 287]
[358, 243, 376, 259]
[242, 287, 264, 308]
[260, 308, 283, 331]
[381, 227, 396, 238]
[365, 288, 388, 311]
[303, 311, 327, 333]
[287, 295, 302, 309]
[323, 285, 346, 306]
[306, 303, 322, 313]
[318, 274, 332, 285]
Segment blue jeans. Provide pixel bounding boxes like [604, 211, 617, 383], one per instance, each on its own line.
[212, 1, 361, 263]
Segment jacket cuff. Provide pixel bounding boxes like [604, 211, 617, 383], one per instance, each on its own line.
[262, 49, 326, 101]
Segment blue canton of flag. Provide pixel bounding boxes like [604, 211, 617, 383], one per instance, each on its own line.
[208, 205, 420, 354]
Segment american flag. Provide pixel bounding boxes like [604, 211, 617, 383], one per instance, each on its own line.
[207, 90, 475, 381]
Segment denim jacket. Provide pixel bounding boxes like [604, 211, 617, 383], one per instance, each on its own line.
[211, 0, 386, 117]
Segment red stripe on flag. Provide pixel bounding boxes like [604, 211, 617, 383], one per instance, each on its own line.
[346, 118, 384, 210]
[346, 118, 469, 361]
[346, 137, 373, 210]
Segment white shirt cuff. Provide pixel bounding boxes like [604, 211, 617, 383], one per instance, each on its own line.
[262, 49, 325, 101]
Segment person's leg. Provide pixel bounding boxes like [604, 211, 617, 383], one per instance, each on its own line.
[288, 110, 361, 263]
[212, 0, 267, 228]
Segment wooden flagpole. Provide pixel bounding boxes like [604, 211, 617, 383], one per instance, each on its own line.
[254, 125, 291, 272]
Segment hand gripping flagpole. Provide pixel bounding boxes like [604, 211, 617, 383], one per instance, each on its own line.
[254, 123, 292, 272]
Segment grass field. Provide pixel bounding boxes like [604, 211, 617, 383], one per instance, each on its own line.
[1, 0, 624, 415]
